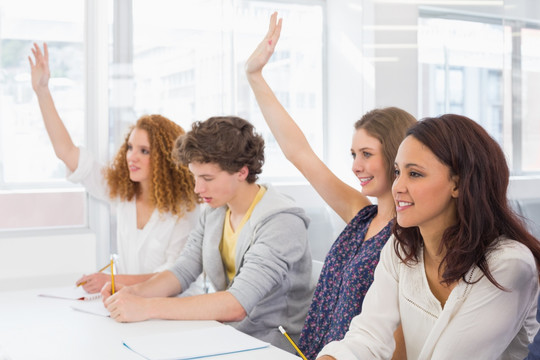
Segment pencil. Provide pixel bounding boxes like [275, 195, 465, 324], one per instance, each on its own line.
[110, 258, 116, 295]
[77, 262, 113, 287]
[278, 326, 307, 360]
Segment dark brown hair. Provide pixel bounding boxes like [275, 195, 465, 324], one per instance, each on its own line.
[105, 114, 199, 216]
[355, 107, 417, 184]
[393, 114, 540, 287]
[173, 116, 265, 183]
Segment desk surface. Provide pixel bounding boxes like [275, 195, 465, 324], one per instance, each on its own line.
[0, 287, 300, 360]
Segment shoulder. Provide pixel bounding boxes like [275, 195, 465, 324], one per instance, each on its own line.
[251, 184, 309, 227]
[487, 238, 536, 266]
[348, 204, 378, 225]
[483, 238, 538, 287]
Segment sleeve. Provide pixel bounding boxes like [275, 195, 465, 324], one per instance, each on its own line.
[428, 243, 538, 359]
[525, 296, 540, 360]
[166, 207, 207, 292]
[226, 211, 308, 314]
[317, 236, 402, 360]
[66, 146, 110, 202]
[153, 205, 201, 273]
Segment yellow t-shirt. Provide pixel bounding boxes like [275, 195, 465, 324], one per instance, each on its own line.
[220, 186, 266, 282]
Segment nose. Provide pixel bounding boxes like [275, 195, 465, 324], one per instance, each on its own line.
[193, 178, 204, 195]
[392, 171, 406, 195]
[352, 156, 364, 174]
[126, 149, 137, 163]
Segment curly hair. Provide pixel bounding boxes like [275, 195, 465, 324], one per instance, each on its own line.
[355, 107, 417, 184]
[105, 114, 199, 216]
[393, 114, 540, 288]
[173, 116, 265, 183]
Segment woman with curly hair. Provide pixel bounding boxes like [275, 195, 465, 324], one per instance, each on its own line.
[29, 43, 200, 293]
[318, 114, 540, 360]
[100, 116, 313, 352]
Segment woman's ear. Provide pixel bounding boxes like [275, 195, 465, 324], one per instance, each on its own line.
[451, 175, 459, 198]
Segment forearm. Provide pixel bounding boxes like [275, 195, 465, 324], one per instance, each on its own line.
[148, 291, 246, 322]
[114, 273, 156, 286]
[246, 71, 314, 165]
[34, 87, 79, 171]
[131, 270, 182, 298]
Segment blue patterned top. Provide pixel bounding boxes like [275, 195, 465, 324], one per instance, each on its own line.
[298, 205, 393, 360]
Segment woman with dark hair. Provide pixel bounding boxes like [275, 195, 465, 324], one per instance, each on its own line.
[246, 13, 416, 359]
[29, 43, 200, 292]
[318, 114, 540, 360]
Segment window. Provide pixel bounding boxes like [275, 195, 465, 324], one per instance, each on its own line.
[0, 0, 86, 230]
[0, 0, 323, 231]
[110, 0, 324, 181]
[418, 12, 540, 174]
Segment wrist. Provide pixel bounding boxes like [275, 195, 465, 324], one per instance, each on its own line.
[34, 86, 51, 97]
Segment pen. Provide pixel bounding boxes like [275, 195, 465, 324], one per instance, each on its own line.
[110, 258, 116, 295]
[77, 262, 113, 287]
[278, 326, 307, 360]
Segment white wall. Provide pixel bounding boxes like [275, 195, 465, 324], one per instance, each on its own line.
[0, 232, 96, 291]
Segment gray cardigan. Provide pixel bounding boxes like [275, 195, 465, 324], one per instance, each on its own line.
[167, 184, 314, 351]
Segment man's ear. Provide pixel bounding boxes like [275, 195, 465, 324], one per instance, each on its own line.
[237, 166, 249, 181]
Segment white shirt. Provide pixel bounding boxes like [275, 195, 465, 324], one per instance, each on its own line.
[68, 147, 200, 274]
[319, 236, 539, 360]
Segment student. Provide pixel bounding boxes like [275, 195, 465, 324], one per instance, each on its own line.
[101, 116, 313, 351]
[245, 12, 416, 359]
[317, 114, 540, 360]
[29, 43, 200, 293]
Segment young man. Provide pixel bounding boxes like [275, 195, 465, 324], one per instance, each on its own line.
[102, 116, 313, 352]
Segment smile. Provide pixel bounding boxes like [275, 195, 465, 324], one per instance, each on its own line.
[359, 177, 373, 186]
[396, 201, 413, 211]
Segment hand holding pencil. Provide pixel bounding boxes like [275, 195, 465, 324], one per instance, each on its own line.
[75, 262, 112, 294]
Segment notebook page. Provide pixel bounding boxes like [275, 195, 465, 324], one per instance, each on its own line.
[38, 286, 102, 301]
[122, 325, 269, 359]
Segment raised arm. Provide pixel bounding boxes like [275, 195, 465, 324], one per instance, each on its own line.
[245, 13, 370, 223]
[29, 42, 79, 172]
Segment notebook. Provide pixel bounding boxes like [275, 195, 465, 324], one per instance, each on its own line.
[122, 325, 269, 359]
[71, 300, 110, 317]
[38, 286, 102, 301]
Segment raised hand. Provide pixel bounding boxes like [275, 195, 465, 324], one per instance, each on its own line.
[28, 42, 50, 93]
[245, 12, 282, 75]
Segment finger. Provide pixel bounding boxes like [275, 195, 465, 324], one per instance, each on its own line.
[34, 43, 43, 59]
[265, 12, 278, 39]
[43, 42, 49, 63]
[274, 17, 283, 44]
[28, 56, 34, 67]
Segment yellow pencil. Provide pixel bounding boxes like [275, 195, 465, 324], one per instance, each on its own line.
[279, 326, 307, 360]
[77, 262, 113, 287]
[110, 258, 116, 295]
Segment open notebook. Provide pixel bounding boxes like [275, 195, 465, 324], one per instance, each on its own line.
[122, 325, 269, 360]
[38, 286, 102, 301]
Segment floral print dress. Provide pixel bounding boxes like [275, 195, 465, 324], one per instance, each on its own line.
[298, 205, 393, 360]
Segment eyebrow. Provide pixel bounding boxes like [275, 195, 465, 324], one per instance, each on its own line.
[352, 147, 375, 152]
[394, 162, 426, 170]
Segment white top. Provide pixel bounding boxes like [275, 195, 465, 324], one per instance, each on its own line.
[319, 236, 539, 360]
[68, 147, 200, 274]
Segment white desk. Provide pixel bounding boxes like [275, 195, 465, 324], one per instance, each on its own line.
[0, 287, 300, 359]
